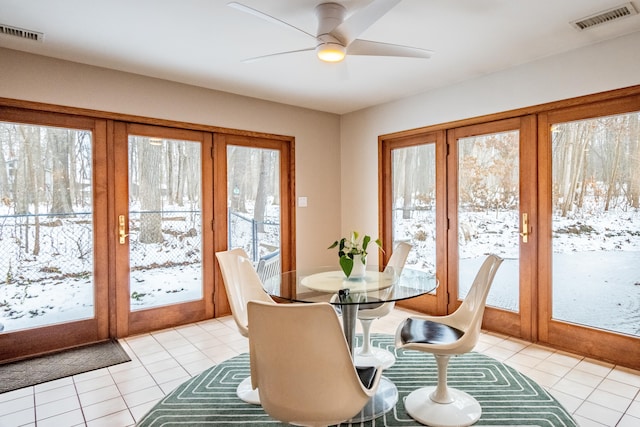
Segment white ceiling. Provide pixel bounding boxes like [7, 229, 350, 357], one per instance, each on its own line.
[1, 0, 639, 114]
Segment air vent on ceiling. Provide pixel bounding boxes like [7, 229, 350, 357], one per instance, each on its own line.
[571, 2, 638, 30]
[0, 23, 44, 42]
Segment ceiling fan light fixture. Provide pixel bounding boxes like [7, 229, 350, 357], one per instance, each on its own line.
[316, 42, 346, 62]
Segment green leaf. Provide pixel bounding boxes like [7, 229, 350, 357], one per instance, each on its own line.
[362, 235, 371, 252]
[339, 256, 354, 277]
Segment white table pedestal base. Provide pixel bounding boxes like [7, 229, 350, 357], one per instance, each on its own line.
[404, 386, 481, 427]
[347, 376, 398, 423]
[354, 346, 396, 370]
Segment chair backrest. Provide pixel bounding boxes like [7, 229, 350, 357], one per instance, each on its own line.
[248, 301, 381, 426]
[383, 241, 412, 276]
[216, 248, 274, 337]
[450, 254, 503, 351]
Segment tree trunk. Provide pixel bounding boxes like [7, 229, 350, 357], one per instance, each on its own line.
[0, 136, 11, 202]
[254, 150, 273, 233]
[628, 114, 640, 208]
[166, 141, 176, 205]
[49, 128, 74, 215]
[229, 146, 248, 213]
[139, 138, 164, 244]
[402, 148, 414, 219]
[604, 133, 622, 212]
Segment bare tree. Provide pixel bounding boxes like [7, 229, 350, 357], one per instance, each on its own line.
[604, 124, 623, 212]
[554, 122, 592, 217]
[0, 125, 15, 202]
[49, 128, 74, 215]
[628, 114, 640, 208]
[228, 146, 248, 213]
[402, 147, 416, 219]
[138, 138, 164, 243]
[254, 149, 273, 232]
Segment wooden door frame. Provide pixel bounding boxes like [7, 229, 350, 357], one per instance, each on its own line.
[446, 116, 537, 340]
[538, 94, 640, 369]
[212, 133, 296, 318]
[112, 122, 214, 337]
[378, 130, 447, 315]
[0, 108, 109, 362]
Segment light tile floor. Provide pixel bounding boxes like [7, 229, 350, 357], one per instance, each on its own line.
[1, 307, 639, 426]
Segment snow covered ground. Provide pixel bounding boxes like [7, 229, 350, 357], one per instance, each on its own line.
[1, 208, 639, 337]
[397, 208, 640, 337]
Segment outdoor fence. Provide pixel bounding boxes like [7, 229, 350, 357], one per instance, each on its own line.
[228, 210, 280, 262]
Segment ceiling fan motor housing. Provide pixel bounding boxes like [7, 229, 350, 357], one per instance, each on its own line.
[316, 2, 346, 42]
[315, 2, 348, 61]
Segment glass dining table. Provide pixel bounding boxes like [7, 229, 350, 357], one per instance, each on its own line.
[263, 265, 438, 422]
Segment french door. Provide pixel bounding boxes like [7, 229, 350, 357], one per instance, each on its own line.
[113, 123, 214, 337]
[382, 96, 640, 369]
[0, 108, 109, 361]
[0, 101, 296, 361]
[381, 117, 537, 340]
[379, 131, 447, 314]
[538, 96, 640, 368]
[213, 133, 294, 314]
[447, 117, 537, 339]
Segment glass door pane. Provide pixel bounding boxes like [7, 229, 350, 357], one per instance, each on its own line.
[226, 145, 281, 275]
[391, 144, 436, 273]
[0, 122, 95, 332]
[128, 135, 203, 310]
[551, 111, 640, 337]
[457, 131, 520, 311]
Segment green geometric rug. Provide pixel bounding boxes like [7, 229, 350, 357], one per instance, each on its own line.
[137, 334, 577, 426]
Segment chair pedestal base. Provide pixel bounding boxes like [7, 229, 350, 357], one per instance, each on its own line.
[347, 376, 398, 423]
[404, 386, 481, 427]
[237, 376, 260, 405]
[354, 346, 396, 369]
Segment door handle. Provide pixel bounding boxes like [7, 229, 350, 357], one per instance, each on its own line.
[119, 215, 129, 244]
[519, 213, 529, 243]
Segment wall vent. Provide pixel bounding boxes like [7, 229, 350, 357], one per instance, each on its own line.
[571, 2, 638, 30]
[0, 24, 44, 42]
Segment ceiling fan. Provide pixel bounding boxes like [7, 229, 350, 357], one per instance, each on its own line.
[227, 0, 433, 63]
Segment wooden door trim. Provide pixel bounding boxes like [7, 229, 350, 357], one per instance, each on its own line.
[212, 134, 230, 317]
[547, 321, 639, 370]
[379, 85, 640, 141]
[0, 320, 103, 362]
[94, 118, 110, 339]
[113, 122, 130, 337]
[519, 114, 538, 341]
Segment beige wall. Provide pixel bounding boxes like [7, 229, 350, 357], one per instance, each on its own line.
[0, 47, 341, 268]
[340, 30, 640, 240]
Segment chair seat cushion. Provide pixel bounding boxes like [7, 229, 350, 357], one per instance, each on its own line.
[400, 318, 465, 345]
[355, 366, 378, 389]
[358, 299, 384, 310]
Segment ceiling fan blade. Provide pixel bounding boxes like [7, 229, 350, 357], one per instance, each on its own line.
[332, 0, 402, 45]
[227, 2, 316, 40]
[347, 39, 433, 58]
[242, 47, 316, 63]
